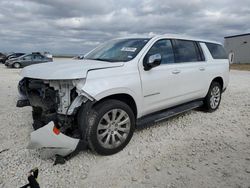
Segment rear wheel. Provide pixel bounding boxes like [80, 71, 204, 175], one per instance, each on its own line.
[204, 82, 222, 112]
[79, 99, 135, 155]
[13, 62, 21, 68]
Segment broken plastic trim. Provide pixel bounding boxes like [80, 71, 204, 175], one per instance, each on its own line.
[66, 95, 88, 115]
[27, 121, 80, 157]
[16, 93, 30, 107]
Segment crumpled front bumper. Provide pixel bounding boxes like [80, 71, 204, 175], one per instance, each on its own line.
[27, 121, 80, 157]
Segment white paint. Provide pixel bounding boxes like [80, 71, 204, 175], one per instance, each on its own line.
[20, 59, 124, 80]
[19, 34, 229, 119]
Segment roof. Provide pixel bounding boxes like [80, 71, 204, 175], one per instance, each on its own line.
[116, 34, 222, 45]
[224, 33, 250, 39]
[156, 34, 222, 44]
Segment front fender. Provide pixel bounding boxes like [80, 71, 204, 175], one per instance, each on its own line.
[85, 86, 142, 118]
[80, 67, 143, 117]
[90, 87, 137, 101]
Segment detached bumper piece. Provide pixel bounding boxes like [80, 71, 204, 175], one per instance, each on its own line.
[27, 121, 80, 157]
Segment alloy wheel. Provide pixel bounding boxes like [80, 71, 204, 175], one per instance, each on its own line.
[97, 109, 131, 149]
[210, 85, 221, 109]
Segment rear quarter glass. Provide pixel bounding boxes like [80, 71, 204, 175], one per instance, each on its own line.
[205, 43, 227, 59]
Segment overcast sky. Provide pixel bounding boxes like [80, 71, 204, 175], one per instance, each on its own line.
[0, 0, 249, 54]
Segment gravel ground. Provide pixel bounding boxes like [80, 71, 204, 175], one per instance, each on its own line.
[0, 63, 250, 188]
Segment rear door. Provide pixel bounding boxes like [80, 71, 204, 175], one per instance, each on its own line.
[171, 39, 207, 98]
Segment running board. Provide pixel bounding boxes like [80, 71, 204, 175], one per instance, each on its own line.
[136, 100, 203, 127]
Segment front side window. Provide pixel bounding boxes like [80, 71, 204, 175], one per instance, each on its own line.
[85, 38, 150, 62]
[173, 40, 202, 63]
[145, 39, 175, 64]
[205, 43, 227, 59]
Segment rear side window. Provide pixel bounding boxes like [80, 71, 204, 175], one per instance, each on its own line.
[33, 55, 43, 59]
[205, 43, 227, 59]
[23, 55, 32, 60]
[172, 40, 204, 63]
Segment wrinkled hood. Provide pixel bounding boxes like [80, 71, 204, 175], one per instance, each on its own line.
[21, 59, 124, 80]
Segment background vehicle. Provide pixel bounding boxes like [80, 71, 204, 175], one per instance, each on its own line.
[0, 52, 7, 63]
[43, 52, 53, 60]
[1, 52, 25, 64]
[5, 53, 53, 68]
[31, 52, 53, 61]
[17, 35, 229, 156]
[73, 54, 85, 60]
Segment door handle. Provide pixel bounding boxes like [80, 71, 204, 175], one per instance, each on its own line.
[172, 70, 181, 74]
[199, 67, 205, 71]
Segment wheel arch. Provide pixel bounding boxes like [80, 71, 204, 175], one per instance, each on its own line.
[93, 93, 138, 119]
[211, 76, 224, 89]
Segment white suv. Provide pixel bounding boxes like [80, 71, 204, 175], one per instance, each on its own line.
[17, 34, 229, 156]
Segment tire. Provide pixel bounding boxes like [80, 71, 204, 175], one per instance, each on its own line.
[203, 82, 222, 112]
[13, 62, 21, 69]
[78, 99, 135, 155]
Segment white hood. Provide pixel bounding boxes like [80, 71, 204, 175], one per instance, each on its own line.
[21, 59, 124, 80]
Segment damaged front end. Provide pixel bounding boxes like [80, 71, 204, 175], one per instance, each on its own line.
[17, 77, 93, 157]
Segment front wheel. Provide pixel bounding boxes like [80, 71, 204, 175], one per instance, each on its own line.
[204, 82, 222, 112]
[80, 99, 135, 155]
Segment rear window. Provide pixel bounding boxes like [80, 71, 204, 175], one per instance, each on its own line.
[205, 43, 227, 59]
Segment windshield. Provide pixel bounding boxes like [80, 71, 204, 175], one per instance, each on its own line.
[84, 38, 150, 62]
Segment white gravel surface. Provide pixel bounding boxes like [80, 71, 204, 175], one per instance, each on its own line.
[0, 63, 250, 188]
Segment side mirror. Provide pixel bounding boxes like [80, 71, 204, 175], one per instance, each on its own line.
[144, 53, 162, 71]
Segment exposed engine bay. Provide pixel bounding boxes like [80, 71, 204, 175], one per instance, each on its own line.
[17, 78, 92, 157]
